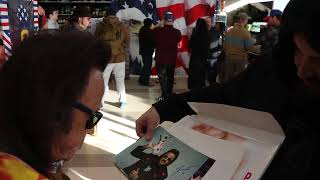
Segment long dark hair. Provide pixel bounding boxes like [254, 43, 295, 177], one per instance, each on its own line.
[276, 0, 320, 85]
[190, 18, 209, 52]
[0, 31, 110, 175]
[159, 149, 180, 166]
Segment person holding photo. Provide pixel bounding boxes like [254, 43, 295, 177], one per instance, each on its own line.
[135, 0, 320, 179]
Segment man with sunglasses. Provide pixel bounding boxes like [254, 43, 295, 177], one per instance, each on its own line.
[73, 101, 103, 130]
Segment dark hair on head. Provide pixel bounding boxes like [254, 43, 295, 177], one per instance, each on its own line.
[159, 149, 180, 166]
[276, 0, 320, 84]
[105, 7, 116, 17]
[194, 18, 208, 35]
[0, 31, 110, 175]
[143, 18, 153, 26]
[45, 7, 59, 18]
[215, 22, 225, 34]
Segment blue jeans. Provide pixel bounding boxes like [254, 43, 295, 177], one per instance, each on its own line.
[139, 55, 153, 84]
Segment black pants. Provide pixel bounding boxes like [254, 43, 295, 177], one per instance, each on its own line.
[139, 55, 153, 84]
[157, 64, 175, 97]
[188, 55, 206, 90]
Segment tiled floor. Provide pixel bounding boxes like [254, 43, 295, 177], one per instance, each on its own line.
[64, 76, 189, 180]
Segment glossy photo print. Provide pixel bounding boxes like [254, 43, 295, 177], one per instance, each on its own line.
[114, 127, 215, 180]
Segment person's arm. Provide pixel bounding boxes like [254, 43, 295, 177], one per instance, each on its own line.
[136, 57, 274, 140]
[153, 59, 259, 123]
[130, 144, 152, 159]
[243, 30, 258, 53]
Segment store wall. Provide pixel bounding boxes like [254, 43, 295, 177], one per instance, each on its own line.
[273, 0, 290, 11]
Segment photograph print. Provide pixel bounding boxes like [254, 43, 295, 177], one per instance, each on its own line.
[114, 127, 215, 180]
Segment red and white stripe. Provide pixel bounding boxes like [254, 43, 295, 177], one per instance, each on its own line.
[155, 0, 216, 75]
[33, 0, 39, 30]
[0, 3, 9, 31]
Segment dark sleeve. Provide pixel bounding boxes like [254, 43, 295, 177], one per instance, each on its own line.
[130, 146, 148, 159]
[148, 30, 156, 49]
[153, 58, 265, 123]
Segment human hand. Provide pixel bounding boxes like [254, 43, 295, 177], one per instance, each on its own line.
[143, 142, 155, 149]
[129, 168, 140, 180]
[136, 107, 160, 140]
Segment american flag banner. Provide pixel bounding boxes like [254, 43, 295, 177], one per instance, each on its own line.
[111, 0, 216, 75]
[156, 0, 216, 75]
[0, 0, 38, 59]
[111, 0, 159, 75]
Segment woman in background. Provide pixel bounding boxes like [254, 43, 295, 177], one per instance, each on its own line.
[188, 18, 209, 90]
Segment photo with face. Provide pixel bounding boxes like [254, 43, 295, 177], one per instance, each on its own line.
[114, 127, 215, 180]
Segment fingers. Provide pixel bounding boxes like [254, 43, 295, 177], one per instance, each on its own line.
[145, 119, 158, 140]
[136, 107, 160, 140]
[135, 117, 146, 138]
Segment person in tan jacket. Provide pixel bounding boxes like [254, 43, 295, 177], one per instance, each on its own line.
[95, 12, 130, 109]
[222, 12, 259, 83]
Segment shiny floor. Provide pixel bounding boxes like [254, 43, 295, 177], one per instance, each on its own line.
[64, 76, 189, 180]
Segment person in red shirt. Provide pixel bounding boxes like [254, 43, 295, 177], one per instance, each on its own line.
[153, 11, 181, 101]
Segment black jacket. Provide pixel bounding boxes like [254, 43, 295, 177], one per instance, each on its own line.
[153, 56, 320, 179]
[123, 146, 168, 180]
[139, 26, 155, 56]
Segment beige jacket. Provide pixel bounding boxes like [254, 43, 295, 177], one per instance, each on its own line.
[95, 16, 130, 63]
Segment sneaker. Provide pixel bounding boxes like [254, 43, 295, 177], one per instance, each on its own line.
[120, 102, 127, 109]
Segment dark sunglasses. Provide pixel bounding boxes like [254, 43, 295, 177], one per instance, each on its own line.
[72, 102, 103, 129]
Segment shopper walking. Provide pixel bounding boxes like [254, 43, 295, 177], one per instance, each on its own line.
[95, 11, 130, 109]
[138, 18, 155, 86]
[153, 11, 181, 100]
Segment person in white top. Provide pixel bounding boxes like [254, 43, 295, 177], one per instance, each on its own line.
[46, 7, 59, 30]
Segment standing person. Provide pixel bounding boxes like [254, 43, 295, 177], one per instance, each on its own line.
[207, 20, 225, 85]
[46, 7, 59, 30]
[260, 9, 282, 57]
[135, 0, 320, 178]
[138, 18, 155, 87]
[153, 11, 181, 101]
[95, 11, 130, 109]
[222, 12, 257, 83]
[188, 18, 209, 90]
[38, 5, 47, 30]
[62, 6, 92, 32]
[0, 32, 110, 179]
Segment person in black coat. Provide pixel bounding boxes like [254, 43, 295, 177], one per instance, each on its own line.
[138, 18, 155, 86]
[135, 0, 320, 179]
[123, 144, 179, 180]
[188, 18, 209, 90]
